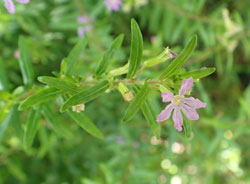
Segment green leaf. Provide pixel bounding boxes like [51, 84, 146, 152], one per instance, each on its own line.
[42, 105, 73, 138]
[133, 87, 161, 136]
[63, 37, 88, 75]
[123, 84, 149, 122]
[127, 19, 143, 78]
[183, 119, 193, 138]
[95, 34, 124, 78]
[179, 67, 216, 79]
[18, 36, 34, 86]
[0, 59, 9, 91]
[61, 80, 109, 112]
[0, 107, 16, 142]
[159, 35, 197, 80]
[19, 88, 61, 110]
[141, 100, 161, 137]
[68, 111, 104, 139]
[38, 76, 79, 94]
[23, 108, 41, 149]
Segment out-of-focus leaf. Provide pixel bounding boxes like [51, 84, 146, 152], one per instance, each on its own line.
[0, 101, 13, 123]
[68, 111, 104, 139]
[0, 59, 9, 91]
[61, 81, 109, 112]
[95, 34, 124, 78]
[37, 125, 49, 158]
[6, 160, 27, 182]
[19, 88, 61, 110]
[160, 35, 197, 80]
[0, 107, 16, 142]
[38, 76, 79, 94]
[10, 106, 23, 140]
[18, 36, 34, 86]
[63, 37, 88, 75]
[100, 164, 114, 184]
[42, 105, 73, 138]
[23, 108, 41, 149]
[180, 67, 216, 79]
[123, 84, 149, 122]
[127, 19, 143, 78]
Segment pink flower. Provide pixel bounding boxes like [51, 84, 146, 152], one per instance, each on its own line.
[3, 0, 30, 14]
[157, 78, 206, 131]
[104, 0, 122, 11]
[76, 15, 92, 37]
[77, 15, 90, 24]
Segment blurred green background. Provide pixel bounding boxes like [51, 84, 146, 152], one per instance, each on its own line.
[0, 0, 250, 183]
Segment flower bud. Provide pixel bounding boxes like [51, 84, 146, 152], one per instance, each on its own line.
[72, 104, 85, 113]
[108, 64, 129, 78]
[117, 83, 134, 102]
[143, 47, 177, 67]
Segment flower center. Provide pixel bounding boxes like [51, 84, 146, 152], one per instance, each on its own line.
[172, 95, 183, 106]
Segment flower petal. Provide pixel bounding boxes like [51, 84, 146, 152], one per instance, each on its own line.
[179, 77, 193, 96]
[172, 107, 183, 131]
[157, 104, 174, 122]
[161, 92, 174, 102]
[182, 97, 206, 109]
[180, 104, 199, 120]
[4, 0, 15, 14]
[16, 0, 30, 4]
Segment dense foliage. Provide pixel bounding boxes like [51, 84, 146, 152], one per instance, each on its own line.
[0, 0, 250, 183]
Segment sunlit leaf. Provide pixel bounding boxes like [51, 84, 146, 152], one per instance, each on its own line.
[38, 76, 79, 94]
[160, 35, 197, 80]
[19, 88, 61, 110]
[127, 19, 143, 78]
[61, 80, 109, 112]
[180, 67, 216, 79]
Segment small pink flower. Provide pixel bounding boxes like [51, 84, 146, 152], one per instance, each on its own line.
[3, 0, 30, 14]
[77, 15, 90, 24]
[76, 15, 92, 38]
[157, 78, 206, 131]
[104, 0, 122, 11]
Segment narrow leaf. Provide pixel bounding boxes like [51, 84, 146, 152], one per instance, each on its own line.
[19, 88, 61, 110]
[38, 76, 79, 94]
[61, 80, 109, 112]
[123, 84, 149, 122]
[0, 59, 9, 91]
[133, 87, 161, 136]
[179, 67, 216, 79]
[160, 35, 197, 80]
[183, 119, 192, 138]
[68, 111, 104, 139]
[0, 107, 16, 142]
[127, 19, 143, 78]
[141, 100, 161, 136]
[23, 109, 41, 149]
[18, 36, 34, 86]
[95, 34, 124, 78]
[42, 105, 73, 138]
[63, 37, 88, 75]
